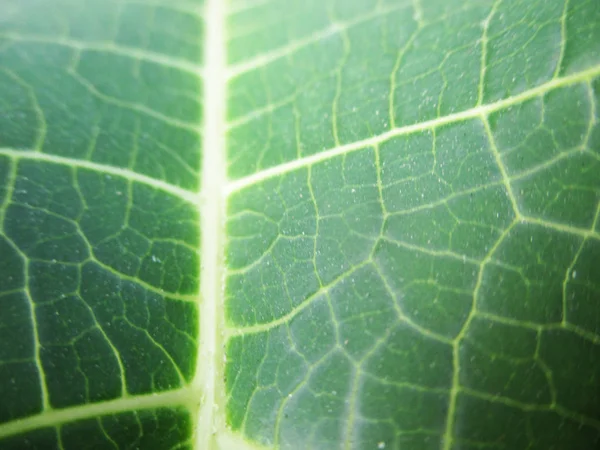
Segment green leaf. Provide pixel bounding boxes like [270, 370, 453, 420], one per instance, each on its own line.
[1, 0, 599, 449]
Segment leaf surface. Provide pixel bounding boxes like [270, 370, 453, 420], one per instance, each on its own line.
[1, 0, 600, 449]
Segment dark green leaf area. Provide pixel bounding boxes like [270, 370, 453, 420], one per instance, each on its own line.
[491, 84, 600, 230]
[478, 224, 583, 324]
[0, 428, 56, 450]
[0, 293, 43, 423]
[566, 239, 600, 334]
[0, 160, 199, 415]
[30, 262, 198, 410]
[6, 160, 199, 294]
[454, 394, 600, 450]
[539, 329, 600, 418]
[0, 13, 203, 191]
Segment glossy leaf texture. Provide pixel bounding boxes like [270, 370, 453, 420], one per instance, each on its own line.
[1, 0, 599, 449]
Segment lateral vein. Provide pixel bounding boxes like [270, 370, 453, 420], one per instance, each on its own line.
[225, 64, 600, 194]
[0, 390, 196, 440]
[0, 148, 199, 204]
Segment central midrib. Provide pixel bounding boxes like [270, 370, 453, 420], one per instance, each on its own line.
[195, 0, 227, 448]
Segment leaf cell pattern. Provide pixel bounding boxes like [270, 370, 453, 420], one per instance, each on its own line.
[0, 0, 599, 449]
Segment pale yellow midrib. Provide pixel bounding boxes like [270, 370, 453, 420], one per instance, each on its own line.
[194, 0, 227, 449]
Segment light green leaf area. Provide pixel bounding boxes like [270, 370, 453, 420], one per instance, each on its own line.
[1, 0, 599, 449]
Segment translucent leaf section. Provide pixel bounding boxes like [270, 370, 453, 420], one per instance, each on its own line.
[224, 0, 600, 449]
[0, 0, 203, 446]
